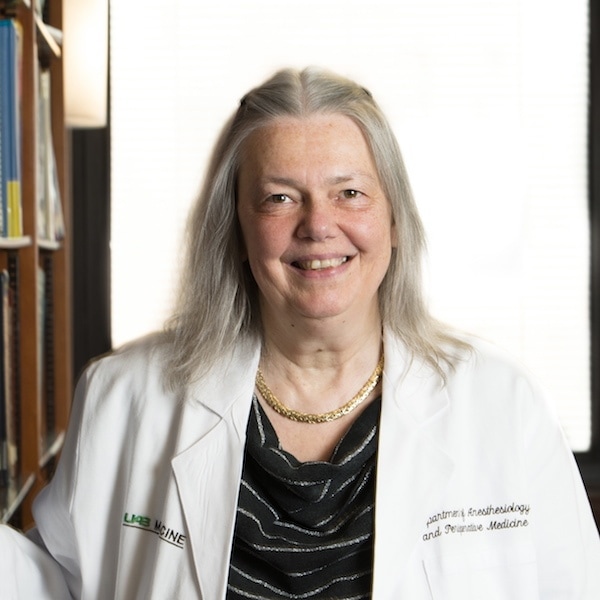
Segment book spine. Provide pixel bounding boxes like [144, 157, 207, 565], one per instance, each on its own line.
[7, 253, 19, 483]
[0, 20, 10, 237]
[0, 18, 23, 239]
[37, 70, 64, 242]
[0, 269, 7, 488]
[0, 267, 16, 488]
[41, 255, 54, 439]
[9, 19, 23, 238]
[1, 269, 15, 485]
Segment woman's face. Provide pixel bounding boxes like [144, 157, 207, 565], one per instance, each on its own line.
[236, 113, 396, 330]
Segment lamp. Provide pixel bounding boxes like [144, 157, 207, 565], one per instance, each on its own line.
[63, 0, 108, 128]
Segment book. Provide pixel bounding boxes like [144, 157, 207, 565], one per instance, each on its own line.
[37, 264, 45, 391]
[0, 270, 6, 487]
[0, 269, 15, 488]
[0, 18, 23, 238]
[39, 256, 55, 442]
[0, 20, 9, 238]
[37, 69, 64, 242]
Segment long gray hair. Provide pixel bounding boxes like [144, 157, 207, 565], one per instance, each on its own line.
[166, 67, 466, 388]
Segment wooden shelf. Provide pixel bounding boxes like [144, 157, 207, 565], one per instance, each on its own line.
[0, 236, 32, 249]
[38, 238, 62, 251]
[0, 0, 72, 530]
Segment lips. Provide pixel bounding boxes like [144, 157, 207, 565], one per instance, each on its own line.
[293, 256, 349, 271]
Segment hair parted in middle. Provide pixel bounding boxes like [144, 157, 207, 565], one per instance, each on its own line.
[166, 66, 466, 387]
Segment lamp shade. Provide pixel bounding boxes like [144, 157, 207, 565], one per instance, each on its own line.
[63, 0, 108, 128]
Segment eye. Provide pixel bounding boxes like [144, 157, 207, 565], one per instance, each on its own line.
[340, 189, 362, 200]
[267, 193, 292, 204]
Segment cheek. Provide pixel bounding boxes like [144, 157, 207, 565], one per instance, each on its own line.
[238, 223, 248, 262]
[237, 210, 268, 263]
[355, 214, 395, 251]
[241, 221, 284, 267]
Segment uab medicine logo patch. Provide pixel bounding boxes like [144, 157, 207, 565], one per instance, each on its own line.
[123, 512, 186, 549]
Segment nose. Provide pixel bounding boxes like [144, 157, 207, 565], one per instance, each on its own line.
[296, 198, 337, 241]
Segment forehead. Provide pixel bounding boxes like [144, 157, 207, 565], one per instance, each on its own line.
[239, 114, 377, 173]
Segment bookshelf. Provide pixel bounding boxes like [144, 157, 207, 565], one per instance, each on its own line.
[0, 0, 72, 529]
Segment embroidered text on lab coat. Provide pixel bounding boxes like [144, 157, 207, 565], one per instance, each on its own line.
[423, 501, 531, 541]
[122, 512, 187, 549]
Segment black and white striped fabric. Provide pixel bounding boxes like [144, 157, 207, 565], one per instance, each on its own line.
[226, 394, 381, 599]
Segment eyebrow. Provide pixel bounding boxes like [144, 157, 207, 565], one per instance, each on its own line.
[261, 172, 378, 187]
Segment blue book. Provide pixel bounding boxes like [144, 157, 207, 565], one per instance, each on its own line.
[0, 20, 9, 237]
[0, 19, 22, 238]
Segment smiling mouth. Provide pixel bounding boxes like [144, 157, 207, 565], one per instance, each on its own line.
[293, 257, 349, 271]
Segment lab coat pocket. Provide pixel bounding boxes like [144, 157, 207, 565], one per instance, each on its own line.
[423, 542, 538, 600]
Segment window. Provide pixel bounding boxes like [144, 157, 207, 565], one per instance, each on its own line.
[110, 0, 592, 453]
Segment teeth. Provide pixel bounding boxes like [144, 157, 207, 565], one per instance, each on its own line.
[296, 257, 348, 270]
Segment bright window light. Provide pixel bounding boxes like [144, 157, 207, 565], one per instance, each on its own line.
[110, 0, 590, 450]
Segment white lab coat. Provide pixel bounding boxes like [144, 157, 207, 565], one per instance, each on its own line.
[1, 330, 599, 599]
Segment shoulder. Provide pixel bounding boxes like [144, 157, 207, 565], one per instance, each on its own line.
[385, 329, 538, 391]
[444, 336, 561, 439]
[74, 331, 180, 422]
[386, 329, 553, 422]
[451, 335, 543, 395]
[76, 331, 261, 415]
[81, 331, 173, 387]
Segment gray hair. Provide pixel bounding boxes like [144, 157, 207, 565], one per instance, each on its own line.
[166, 67, 467, 387]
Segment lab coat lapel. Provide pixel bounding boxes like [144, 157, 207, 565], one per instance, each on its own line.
[170, 335, 455, 598]
[373, 334, 454, 598]
[171, 342, 260, 600]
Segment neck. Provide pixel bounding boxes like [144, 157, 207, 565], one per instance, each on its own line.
[255, 307, 384, 461]
[260, 301, 383, 370]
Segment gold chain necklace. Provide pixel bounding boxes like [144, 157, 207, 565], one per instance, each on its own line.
[255, 354, 384, 424]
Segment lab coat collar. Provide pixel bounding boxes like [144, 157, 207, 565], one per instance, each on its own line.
[372, 331, 454, 597]
[172, 332, 455, 599]
[171, 340, 260, 600]
[185, 336, 261, 420]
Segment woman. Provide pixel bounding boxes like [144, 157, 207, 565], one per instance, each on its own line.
[1, 67, 599, 598]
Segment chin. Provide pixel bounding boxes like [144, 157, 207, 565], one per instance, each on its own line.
[293, 301, 359, 322]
